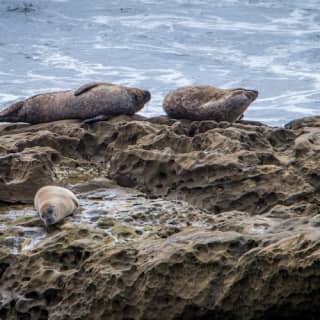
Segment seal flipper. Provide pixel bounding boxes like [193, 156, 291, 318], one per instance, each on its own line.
[0, 101, 24, 122]
[237, 119, 266, 126]
[72, 197, 79, 208]
[81, 114, 112, 125]
[74, 82, 106, 96]
[0, 116, 21, 122]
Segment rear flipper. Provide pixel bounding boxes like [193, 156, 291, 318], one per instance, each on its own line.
[0, 101, 24, 122]
[81, 114, 112, 125]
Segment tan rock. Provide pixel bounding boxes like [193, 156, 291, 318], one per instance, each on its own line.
[0, 115, 320, 319]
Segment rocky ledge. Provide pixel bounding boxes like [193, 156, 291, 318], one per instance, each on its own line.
[0, 115, 320, 320]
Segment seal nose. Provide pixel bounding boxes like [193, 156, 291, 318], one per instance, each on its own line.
[247, 90, 259, 100]
[44, 207, 54, 226]
[244, 90, 259, 102]
[45, 216, 54, 226]
[143, 90, 151, 103]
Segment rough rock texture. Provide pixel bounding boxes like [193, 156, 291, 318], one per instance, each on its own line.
[0, 115, 320, 319]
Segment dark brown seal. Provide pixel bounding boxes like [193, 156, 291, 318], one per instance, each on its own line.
[163, 85, 258, 122]
[0, 82, 151, 124]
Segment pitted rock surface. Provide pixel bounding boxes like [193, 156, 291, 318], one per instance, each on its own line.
[0, 116, 320, 319]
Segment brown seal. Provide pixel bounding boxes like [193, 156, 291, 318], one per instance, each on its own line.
[163, 85, 258, 122]
[34, 186, 79, 226]
[0, 82, 151, 124]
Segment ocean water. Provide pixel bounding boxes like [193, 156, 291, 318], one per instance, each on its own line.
[0, 0, 319, 126]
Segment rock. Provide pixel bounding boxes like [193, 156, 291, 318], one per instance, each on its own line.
[0, 115, 320, 319]
[105, 116, 317, 215]
[1, 115, 318, 214]
[0, 147, 57, 203]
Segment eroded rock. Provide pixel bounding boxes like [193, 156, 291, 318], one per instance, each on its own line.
[0, 116, 320, 319]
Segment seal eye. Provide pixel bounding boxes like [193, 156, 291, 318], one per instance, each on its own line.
[134, 94, 139, 105]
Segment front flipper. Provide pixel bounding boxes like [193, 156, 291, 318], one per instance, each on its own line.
[72, 197, 80, 208]
[0, 116, 21, 122]
[81, 114, 112, 125]
[74, 82, 112, 96]
[237, 119, 266, 126]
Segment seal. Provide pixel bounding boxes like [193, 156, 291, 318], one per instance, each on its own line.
[0, 82, 151, 124]
[34, 186, 79, 226]
[163, 85, 258, 122]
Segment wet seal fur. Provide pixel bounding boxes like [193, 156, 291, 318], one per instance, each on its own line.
[0, 82, 151, 124]
[34, 186, 79, 226]
[163, 85, 258, 122]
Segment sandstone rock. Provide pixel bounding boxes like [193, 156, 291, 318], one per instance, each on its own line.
[0, 115, 318, 214]
[0, 116, 320, 319]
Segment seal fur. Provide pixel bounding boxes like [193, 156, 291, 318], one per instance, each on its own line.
[163, 85, 258, 122]
[0, 82, 151, 124]
[34, 186, 79, 226]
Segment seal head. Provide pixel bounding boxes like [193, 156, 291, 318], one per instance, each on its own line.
[135, 89, 151, 108]
[40, 204, 57, 226]
[225, 88, 259, 122]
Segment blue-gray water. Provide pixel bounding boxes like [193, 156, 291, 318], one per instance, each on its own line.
[0, 0, 319, 126]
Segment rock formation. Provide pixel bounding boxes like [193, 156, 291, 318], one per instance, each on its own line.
[0, 115, 320, 319]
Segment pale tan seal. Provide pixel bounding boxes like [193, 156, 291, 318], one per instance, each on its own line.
[163, 85, 258, 122]
[34, 186, 79, 226]
[0, 82, 151, 124]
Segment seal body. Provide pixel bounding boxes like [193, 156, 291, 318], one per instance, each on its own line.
[34, 186, 79, 226]
[163, 85, 258, 122]
[0, 82, 151, 124]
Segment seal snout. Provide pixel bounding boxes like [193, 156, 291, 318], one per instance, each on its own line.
[143, 90, 151, 103]
[133, 89, 151, 108]
[44, 206, 55, 226]
[246, 89, 259, 101]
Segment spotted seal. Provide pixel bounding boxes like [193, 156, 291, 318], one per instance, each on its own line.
[163, 85, 258, 122]
[0, 82, 151, 124]
[34, 186, 79, 226]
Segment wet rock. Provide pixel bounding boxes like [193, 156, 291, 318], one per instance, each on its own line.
[0, 115, 320, 319]
[0, 147, 57, 203]
[0, 115, 318, 214]
[105, 116, 318, 215]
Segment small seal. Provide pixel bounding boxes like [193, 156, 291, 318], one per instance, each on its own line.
[163, 85, 258, 122]
[0, 82, 151, 124]
[34, 186, 79, 226]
